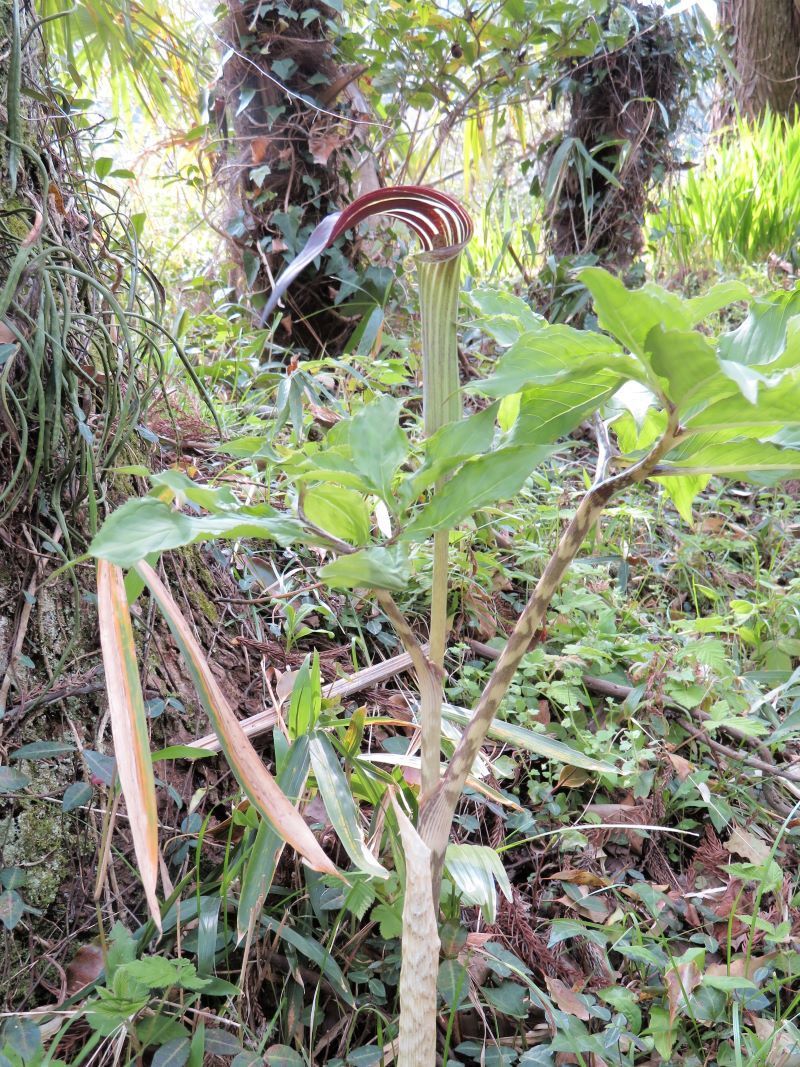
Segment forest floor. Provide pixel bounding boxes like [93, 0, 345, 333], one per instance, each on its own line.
[2, 282, 800, 1067]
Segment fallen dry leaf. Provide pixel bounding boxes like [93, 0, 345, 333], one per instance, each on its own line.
[545, 976, 590, 1021]
[556, 765, 591, 789]
[726, 824, 771, 866]
[750, 1016, 800, 1066]
[707, 954, 772, 981]
[665, 956, 702, 1023]
[309, 130, 343, 166]
[65, 944, 104, 999]
[547, 869, 611, 888]
[667, 751, 694, 780]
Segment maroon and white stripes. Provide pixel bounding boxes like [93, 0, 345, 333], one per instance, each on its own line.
[261, 185, 473, 323]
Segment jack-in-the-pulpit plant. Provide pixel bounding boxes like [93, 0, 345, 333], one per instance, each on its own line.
[91, 185, 800, 1065]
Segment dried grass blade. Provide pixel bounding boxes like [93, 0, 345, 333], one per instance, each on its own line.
[96, 559, 161, 930]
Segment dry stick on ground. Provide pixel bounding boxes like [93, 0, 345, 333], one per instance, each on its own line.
[192, 646, 422, 752]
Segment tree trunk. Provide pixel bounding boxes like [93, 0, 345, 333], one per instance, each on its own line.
[0, 0, 160, 1011]
[214, 0, 377, 355]
[719, 0, 800, 116]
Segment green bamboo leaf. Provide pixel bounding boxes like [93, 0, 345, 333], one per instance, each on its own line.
[259, 914, 354, 1005]
[96, 560, 161, 930]
[445, 843, 511, 923]
[288, 655, 322, 739]
[441, 703, 617, 774]
[237, 736, 311, 943]
[135, 562, 338, 878]
[308, 734, 388, 879]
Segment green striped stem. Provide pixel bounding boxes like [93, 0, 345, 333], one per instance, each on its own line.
[417, 251, 464, 797]
[418, 419, 680, 884]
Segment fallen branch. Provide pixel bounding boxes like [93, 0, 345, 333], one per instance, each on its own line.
[192, 647, 419, 753]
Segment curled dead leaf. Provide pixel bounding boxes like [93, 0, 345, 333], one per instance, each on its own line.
[547, 869, 611, 888]
[309, 130, 343, 166]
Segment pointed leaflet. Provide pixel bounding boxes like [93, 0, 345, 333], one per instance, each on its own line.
[308, 734, 388, 879]
[472, 326, 635, 398]
[135, 562, 337, 876]
[96, 560, 161, 929]
[262, 185, 473, 323]
[90, 497, 304, 568]
[237, 736, 311, 943]
[402, 445, 551, 539]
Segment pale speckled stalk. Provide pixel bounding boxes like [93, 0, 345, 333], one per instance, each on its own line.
[418, 421, 679, 879]
[394, 798, 440, 1067]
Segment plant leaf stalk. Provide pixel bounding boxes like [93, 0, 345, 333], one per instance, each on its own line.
[417, 251, 464, 796]
[418, 414, 680, 885]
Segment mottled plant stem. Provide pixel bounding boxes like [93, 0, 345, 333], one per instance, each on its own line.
[394, 798, 440, 1067]
[418, 420, 679, 880]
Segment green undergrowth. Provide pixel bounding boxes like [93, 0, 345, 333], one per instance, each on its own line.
[4, 271, 800, 1066]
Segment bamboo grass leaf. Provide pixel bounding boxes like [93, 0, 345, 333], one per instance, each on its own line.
[237, 736, 312, 943]
[308, 734, 388, 879]
[96, 560, 161, 930]
[134, 562, 337, 877]
[445, 843, 512, 923]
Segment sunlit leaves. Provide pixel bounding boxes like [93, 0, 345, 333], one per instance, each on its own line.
[402, 445, 551, 539]
[644, 327, 720, 409]
[302, 485, 371, 545]
[318, 545, 410, 591]
[472, 325, 634, 398]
